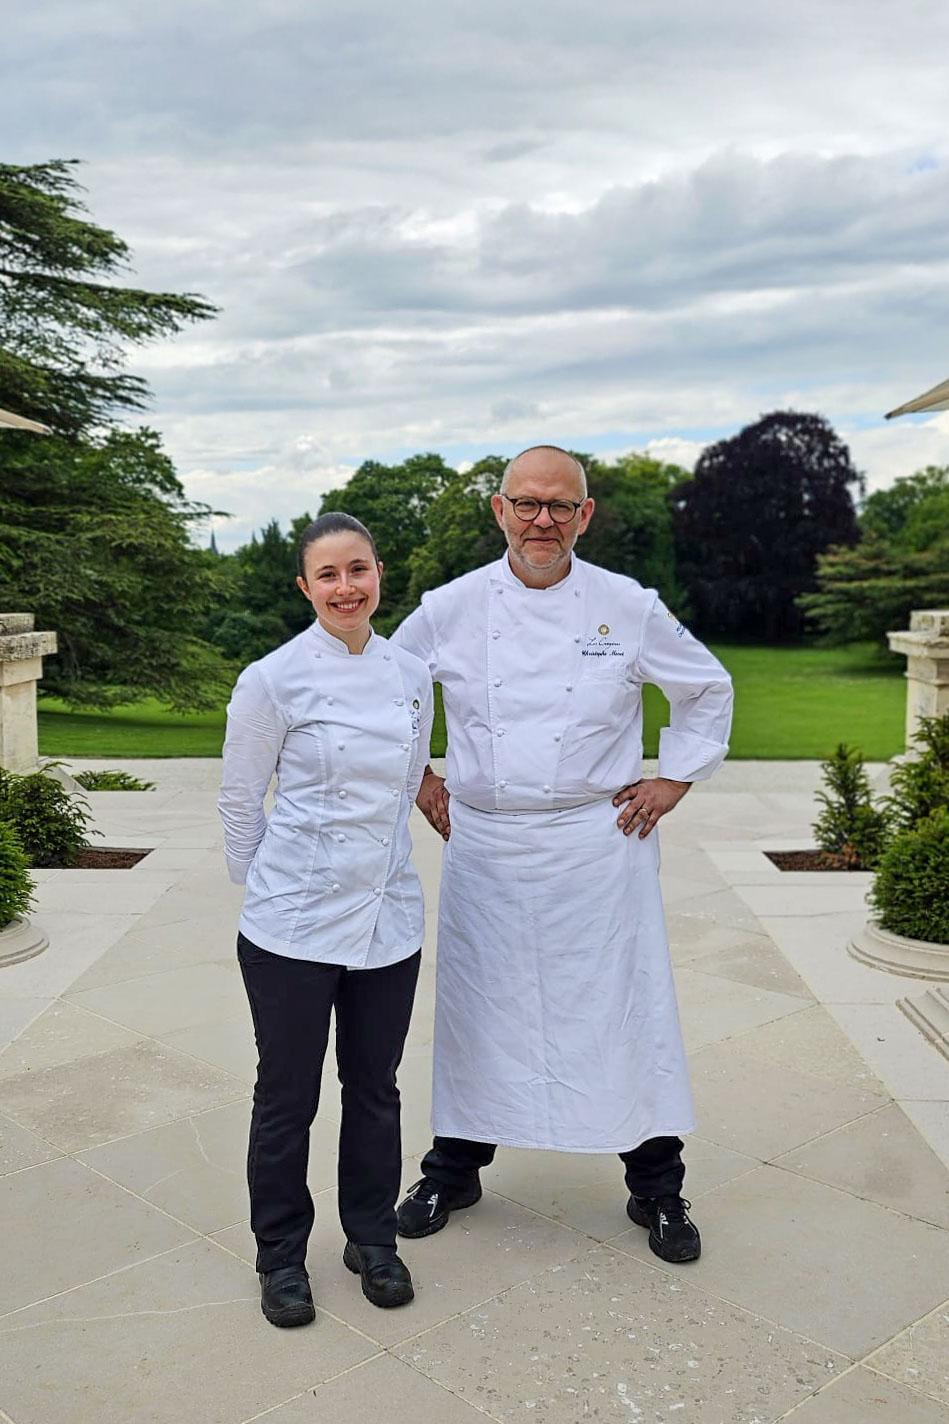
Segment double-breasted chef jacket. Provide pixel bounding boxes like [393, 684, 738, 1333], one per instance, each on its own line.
[218, 620, 434, 970]
[391, 553, 734, 1153]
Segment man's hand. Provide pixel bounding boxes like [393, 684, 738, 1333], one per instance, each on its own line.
[417, 769, 451, 840]
[613, 777, 690, 837]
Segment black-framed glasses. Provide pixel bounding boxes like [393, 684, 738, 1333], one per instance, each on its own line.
[502, 495, 585, 524]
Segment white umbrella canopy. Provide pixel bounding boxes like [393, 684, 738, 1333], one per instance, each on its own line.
[0, 407, 51, 434]
[886, 377, 949, 418]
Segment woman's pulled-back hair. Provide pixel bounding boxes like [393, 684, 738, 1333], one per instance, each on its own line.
[297, 512, 380, 577]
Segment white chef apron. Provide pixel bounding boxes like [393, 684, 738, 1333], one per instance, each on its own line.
[432, 795, 695, 1152]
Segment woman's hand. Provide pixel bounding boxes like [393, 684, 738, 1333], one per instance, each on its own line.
[418, 770, 451, 840]
[613, 777, 690, 837]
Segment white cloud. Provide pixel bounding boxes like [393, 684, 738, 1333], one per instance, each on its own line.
[4, 0, 949, 532]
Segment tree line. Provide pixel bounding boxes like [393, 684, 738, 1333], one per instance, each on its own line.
[2, 159, 947, 711]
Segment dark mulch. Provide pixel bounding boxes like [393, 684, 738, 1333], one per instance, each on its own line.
[765, 849, 866, 873]
[67, 847, 153, 869]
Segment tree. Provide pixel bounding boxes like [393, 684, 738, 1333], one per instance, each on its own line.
[407, 456, 506, 603]
[0, 428, 233, 708]
[801, 468, 949, 644]
[860, 465, 949, 540]
[672, 411, 863, 640]
[581, 453, 687, 606]
[0, 160, 216, 436]
[0, 158, 228, 708]
[205, 516, 314, 664]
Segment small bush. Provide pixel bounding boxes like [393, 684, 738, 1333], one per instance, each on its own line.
[813, 743, 891, 868]
[74, 769, 156, 792]
[0, 766, 92, 868]
[870, 810, 949, 944]
[0, 822, 35, 928]
[885, 713, 949, 832]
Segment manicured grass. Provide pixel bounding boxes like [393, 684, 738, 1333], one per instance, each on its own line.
[38, 642, 905, 762]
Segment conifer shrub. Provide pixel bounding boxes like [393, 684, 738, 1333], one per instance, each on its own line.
[0, 765, 92, 868]
[812, 743, 891, 869]
[0, 822, 35, 928]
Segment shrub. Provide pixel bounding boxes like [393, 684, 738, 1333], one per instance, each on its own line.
[0, 765, 92, 868]
[74, 769, 155, 791]
[869, 810, 949, 944]
[813, 743, 891, 868]
[0, 822, 35, 928]
[885, 713, 949, 832]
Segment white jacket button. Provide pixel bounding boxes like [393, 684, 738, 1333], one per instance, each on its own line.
[493, 678, 501, 687]
[554, 734, 561, 742]
[337, 741, 345, 750]
[338, 789, 347, 798]
[331, 882, 341, 892]
[499, 779, 508, 788]
[390, 788, 399, 796]
[401, 742, 409, 751]
[496, 728, 505, 736]
[566, 684, 573, 692]
[543, 784, 552, 793]
[381, 836, 390, 845]
[492, 630, 500, 639]
[336, 833, 346, 842]
[372, 887, 381, 896]
[326, 696, 334, 705]
[394, 697, 404, 706]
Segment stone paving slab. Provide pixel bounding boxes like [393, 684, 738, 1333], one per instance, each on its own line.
[1, 757, 947, 1424]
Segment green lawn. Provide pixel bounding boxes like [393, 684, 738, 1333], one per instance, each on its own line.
[38, 642, 905, 762]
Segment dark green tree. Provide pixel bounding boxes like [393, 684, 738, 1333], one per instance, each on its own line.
[582, 453, 687, 605]
[0, 427, 233, 708]
[205, 516, 315, 664]
[0, 160, 216, 436]
[800, 470, 949, 644]
[672, 411, 863, 640]
[860, 465, 949, 540]
[407, 456, 506, 602]
[0, 159, 229, 708]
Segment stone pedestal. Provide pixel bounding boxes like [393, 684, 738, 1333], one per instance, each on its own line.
[0, 613, 58, 773]
[887, 609, 949, 753]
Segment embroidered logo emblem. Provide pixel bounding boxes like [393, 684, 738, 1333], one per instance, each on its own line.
[598, 624, 610, 636]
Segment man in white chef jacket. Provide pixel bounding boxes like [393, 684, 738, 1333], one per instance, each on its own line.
[391, 445, 733, 1263]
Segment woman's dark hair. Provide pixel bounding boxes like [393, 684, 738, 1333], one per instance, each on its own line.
[297, 512, 379, 577]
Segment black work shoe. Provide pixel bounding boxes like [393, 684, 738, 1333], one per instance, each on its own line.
[259, 1265, 316, 1327]
[396, 1176, 483, 1239]
[626, 1194, 702, 1263]
[343, 1242, 414, 1308]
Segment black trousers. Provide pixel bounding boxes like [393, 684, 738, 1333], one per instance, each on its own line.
[420, 1134, 686, 1199]
[238, 932, 420, 1272]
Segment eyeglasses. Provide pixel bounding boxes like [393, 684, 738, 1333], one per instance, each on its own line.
[501, 495, 585, 524]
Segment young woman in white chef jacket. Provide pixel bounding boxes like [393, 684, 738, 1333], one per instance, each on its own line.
[218, 512, 433, 1328]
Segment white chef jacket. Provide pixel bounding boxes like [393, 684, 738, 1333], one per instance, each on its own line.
[390, 553, 732, 1152]
[218, 620, 433, 968]
[391, 553, 732, 808]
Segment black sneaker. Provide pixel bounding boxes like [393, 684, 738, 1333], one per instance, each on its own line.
[626, 1194, 702, 1263]
[396, 1175, 483, 1238]
[258, 1265, 316, 1327]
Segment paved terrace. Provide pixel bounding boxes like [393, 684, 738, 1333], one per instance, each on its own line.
[0, 760, 947, 1424]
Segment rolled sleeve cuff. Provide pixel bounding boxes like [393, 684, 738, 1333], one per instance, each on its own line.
[226, 855, 255, 886]
[658, 727, 729, 783]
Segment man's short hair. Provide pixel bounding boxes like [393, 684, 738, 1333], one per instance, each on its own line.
[501, 445, 588, 498]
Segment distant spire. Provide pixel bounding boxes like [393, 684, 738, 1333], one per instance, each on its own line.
[209, 528, 220, 555]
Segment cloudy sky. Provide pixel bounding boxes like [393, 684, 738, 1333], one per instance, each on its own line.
[6, 0, 949, 547]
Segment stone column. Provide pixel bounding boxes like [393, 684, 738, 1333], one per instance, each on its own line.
[887, 609, 949, 754]
[0, 614, 58, 773]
